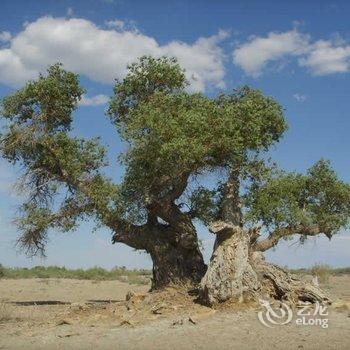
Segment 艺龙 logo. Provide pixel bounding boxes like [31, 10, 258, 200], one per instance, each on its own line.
[258, 299, 329, 328]
[258, 299, 293, 327]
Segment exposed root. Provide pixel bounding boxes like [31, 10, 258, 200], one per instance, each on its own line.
[253, 254, 331, 304]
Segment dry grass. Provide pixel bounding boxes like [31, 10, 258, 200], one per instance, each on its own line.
[0, 301, 12, 322]
[310, 264, 331, 283]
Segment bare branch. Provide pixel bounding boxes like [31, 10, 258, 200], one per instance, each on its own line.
[111, 222, 150, 250]
[253, 224, 331, 252]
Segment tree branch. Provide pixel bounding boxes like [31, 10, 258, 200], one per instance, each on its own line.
[220, 166, 242, 226]
[16, 200, 93, 257]
[111, 221, 150, 250]
[253, 224, 331, 252]
[166, 172, 190, 202]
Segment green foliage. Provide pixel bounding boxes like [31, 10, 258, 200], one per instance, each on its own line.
[0, 264, 4, 278]
[108, 56, 188, 125]
[189, 187, 220, 225]
[111, 60, 287, 202]
[1, 56, 349, 259]
[0, 63, 120, 256]
[2, 63, 84, 133]
[245, 159, 350, 238]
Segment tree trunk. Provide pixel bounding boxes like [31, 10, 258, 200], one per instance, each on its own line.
[149, 241, 206, 289]
[147, 221, 207, 290]
[199, 221, 330, 306]
[112, 216, 207, 290]
[199, 222, 260, 305]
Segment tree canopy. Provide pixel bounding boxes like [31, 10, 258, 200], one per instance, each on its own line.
[0, 63, 120, 255]
[1, 57, 349, 290]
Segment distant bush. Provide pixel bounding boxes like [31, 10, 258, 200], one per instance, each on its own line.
[289, 265, 350, 280]
[127, 274, 150, 285]
[0, 265, 151, 284]
[332, 267, 350, 275]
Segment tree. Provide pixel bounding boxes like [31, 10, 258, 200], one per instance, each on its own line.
[199, 159, 350, 305]
[1, 57, 349, 305]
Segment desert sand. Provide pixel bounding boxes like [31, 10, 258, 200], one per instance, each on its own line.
[0, 275, 349, 350]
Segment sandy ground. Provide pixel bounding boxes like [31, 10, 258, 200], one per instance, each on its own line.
[0, 276, 349, 350]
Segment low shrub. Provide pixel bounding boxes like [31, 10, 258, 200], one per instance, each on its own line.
[0, 265, 151, 282]
[332, 267, 350, 275]
[310, 264, 331, 283]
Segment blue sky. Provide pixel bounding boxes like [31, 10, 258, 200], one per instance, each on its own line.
[0, 0, 349, 269]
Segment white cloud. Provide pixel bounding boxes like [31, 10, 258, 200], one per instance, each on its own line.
[293, 93, 307, 102]
[299, 39, 350, 75]
[233, 30, 350, 77]
[233, 30, 310, 77]
[105, 19, 139, 33]
[0, 16, 227, 91]
[0, 31, 11, 42]
[106, 19, 125, 30]
[0, 49, 37, 87]
[79, 94, 109, 106]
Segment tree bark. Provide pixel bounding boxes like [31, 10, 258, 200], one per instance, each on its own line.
[112, 219, 206, 290]
[220, 167, 243, 226]
[199, 222, 330, 306]
[149, 240, 206, 289]
[148, 218, 207, 289]
[199, 221, 260, 305]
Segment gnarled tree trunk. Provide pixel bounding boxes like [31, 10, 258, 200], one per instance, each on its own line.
[148, 217, 207, 289]
[112, 218, 206, 290]
[199, 222, 260, 305]
[149, 240, 206, 289]
[199, 221, 330, 306]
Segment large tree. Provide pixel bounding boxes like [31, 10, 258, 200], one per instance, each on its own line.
[1, 57, 349, 304]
